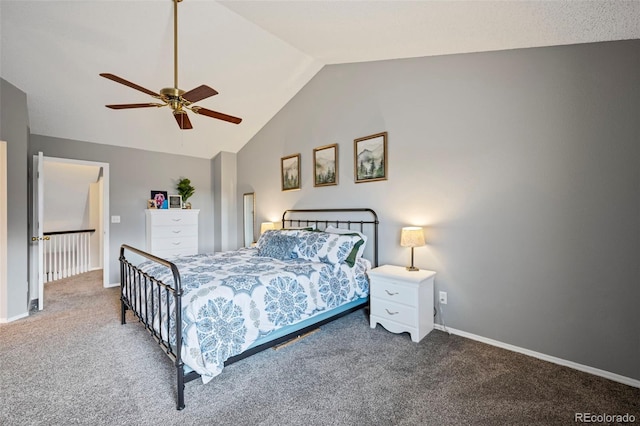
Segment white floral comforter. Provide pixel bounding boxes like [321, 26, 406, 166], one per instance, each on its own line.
[137, 248, 370, 383]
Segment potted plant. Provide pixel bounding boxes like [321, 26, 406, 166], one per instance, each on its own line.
[176, 177, 195, 209]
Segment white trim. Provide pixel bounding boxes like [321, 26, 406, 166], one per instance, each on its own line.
[0, 142, 7, 322]
[106, 282, 120, 288]
[433, 324, 640, 389]
[0, 311, 29, 323]
[37, 156, 110, 289]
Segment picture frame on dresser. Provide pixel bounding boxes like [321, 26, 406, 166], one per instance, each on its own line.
[168, 194, 182, 209]
[150, 190, 168, 209]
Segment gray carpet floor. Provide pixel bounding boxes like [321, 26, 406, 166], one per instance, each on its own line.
[1, 270, 638, 425]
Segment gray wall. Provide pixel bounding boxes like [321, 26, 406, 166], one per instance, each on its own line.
[29, 135, 216, 284]
[237, 40, 640, 381]
[212, 151, 238, 252]
[0, 79, 30, 320]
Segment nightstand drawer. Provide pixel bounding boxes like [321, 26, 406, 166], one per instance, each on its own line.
[371, 298, 416, 326]
[370, 280, 416, 306]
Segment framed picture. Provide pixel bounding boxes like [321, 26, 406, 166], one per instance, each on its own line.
[147, 199, 157, 209]
[313, 144, 338, 187]
[150, 190, 168, 209]
[281, 154, 301, 191]
[354, 131, 387, 183]
[168, 194, 182, 209]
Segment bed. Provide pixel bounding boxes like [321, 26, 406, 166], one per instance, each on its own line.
[119, 208, 379, 410]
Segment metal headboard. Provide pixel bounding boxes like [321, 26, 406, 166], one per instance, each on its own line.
[281, 208, 379, 267]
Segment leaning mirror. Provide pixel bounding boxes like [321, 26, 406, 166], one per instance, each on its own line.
[242, 192, 255, 247]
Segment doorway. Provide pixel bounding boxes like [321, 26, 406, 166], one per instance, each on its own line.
[29, 155, 110, 310]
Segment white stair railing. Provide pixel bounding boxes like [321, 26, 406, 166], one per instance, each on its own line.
[43, 230, 94, 283]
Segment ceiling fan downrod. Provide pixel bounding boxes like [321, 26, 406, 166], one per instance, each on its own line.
[99, 0, 242, 128]
[161, 0, 184, 111]
[174, 0, 182, 90]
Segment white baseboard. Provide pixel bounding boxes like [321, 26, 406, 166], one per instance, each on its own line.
[433, 324, 640, 389]
[0, 311, 29, 324]
[105, 282, 120, 288]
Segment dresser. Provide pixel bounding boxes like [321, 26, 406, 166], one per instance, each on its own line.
[369, 264, 436, 343]
[145, 209, 199, 257]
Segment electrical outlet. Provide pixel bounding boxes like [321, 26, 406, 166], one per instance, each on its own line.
[439, 291, 448, 305]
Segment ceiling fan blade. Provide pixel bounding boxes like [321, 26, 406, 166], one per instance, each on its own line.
[99, 73, 160, 98]
[192, 107, 242, 124]
[182, 85, 218, 103]
[174, 112, 193, 130]
[106, 103, 163, 109]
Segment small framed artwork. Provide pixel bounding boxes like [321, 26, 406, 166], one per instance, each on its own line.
[281, 153, 301, 191]
[147, 199, 156, 209]
[168, 194, 182, 209]
[354, 131, 388, 183]
[150, 190, 168, 209]
[313, 144, 338, 187]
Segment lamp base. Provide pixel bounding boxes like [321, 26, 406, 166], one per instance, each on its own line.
[405, 266, 419, 272]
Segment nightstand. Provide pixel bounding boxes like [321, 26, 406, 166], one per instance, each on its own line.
[369, 264, 436, 343]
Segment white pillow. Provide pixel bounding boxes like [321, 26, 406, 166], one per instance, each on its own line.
[325, 226, 367, 259]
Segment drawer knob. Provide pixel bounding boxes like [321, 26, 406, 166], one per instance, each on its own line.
[172, 230, 181, 234]
[172, 242, 181, 246]
[385, 309, 399, 316]
[172, 218, 182, 222]
[385, 290, 399, 296]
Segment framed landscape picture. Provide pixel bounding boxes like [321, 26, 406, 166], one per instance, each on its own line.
[354, 132, 387, 183]
[281, 153, 301, 191]
[313, 144, 338, 187]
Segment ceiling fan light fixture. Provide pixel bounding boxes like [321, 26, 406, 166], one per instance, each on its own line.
[99, 0, 242, 129]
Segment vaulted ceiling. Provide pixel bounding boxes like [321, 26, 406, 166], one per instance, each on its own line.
[2, 1, 639, 159]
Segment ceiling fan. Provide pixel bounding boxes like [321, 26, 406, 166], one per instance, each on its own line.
[99, 0, 242, 130]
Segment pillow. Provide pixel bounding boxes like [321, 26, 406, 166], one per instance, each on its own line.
[256, 229, 301, 250]
[293, 230, 362, 266]
[257, 233, 297, 260]
[325, 226, 368, 261]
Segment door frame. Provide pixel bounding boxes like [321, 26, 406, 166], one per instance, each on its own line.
[30, 155, 110, 301]
[0, 142, 7, 321]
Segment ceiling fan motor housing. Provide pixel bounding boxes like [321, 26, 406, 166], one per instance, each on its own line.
[160, 87, 186, 111]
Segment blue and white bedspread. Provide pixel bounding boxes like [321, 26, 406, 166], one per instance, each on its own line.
[138, 247, 370, 383]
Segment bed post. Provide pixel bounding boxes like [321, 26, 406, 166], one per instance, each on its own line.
[119, 245, 127, 325]
[176, 366, 185, 410]
[171, 262, 185, 410]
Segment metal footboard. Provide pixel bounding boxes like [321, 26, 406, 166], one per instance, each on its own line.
[119, 208, 379, 410]
[119, 244, 191, 410]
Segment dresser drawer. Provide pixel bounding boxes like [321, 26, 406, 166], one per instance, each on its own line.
[151, 224, 198, 239]
[152, 246, 197, 258]
[150, 212, 199, 227]
[370, 298, 416, 326]
[150, 236, 198, 251]
[370, 279, 417, 306]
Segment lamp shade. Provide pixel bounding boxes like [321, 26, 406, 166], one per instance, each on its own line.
[260, 222, 276, 234]
[400, 227, 425, 247]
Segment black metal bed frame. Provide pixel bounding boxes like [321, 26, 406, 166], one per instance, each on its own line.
[119, 208, 379, 410]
